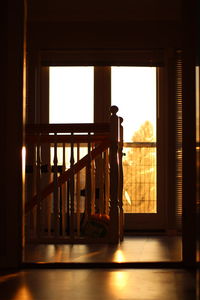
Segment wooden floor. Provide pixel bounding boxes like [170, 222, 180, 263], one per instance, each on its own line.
[0, 268, 197, 300]
[24, 236, 182, 263]
[1, 236, 199, 300]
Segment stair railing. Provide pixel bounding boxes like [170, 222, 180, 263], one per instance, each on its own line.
[25, 106, 123, 243]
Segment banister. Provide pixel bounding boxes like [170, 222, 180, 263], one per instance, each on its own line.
[25, 134, 109, 144]
[25, 106, 124, 243]
[25, 140, 110, 214]
[26, 123, 110, 134]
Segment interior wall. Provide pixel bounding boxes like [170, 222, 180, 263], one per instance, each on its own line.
[28, 0, 181, 22]
[0, 0, 25, 269]
[27, 0, 182, 50]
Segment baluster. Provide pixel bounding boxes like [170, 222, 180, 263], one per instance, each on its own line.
[76, 143, 81, 236]
[104, 149, 110, 215]
[40, 143, 48, 237]
[36, 136, 42, 239]
[66, 179, 70, 236]
[95, 154, 104, 214]
[53, 133, 59, 237]
[44, 143, 51, 237]
[47, 166, 52, 237]
[86, 133, 92, 216]
[91, 143, 96, 215]
[70, 133, 75, 239]
[61, 142, 66, 236]
[28, 145, 37, 239]
[109, 105, 120, 243]
[31, 145, 37, 238]
[99, 154, 104, 214]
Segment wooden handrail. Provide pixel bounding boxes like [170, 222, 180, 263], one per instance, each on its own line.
[123, 142, 156, 147]
[26, 123, 110, 134]
[25, 140, 110, 214]
[25, 134, 109, 144]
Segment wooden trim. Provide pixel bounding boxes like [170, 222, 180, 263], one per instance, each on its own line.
[40, 66, 49, 124]
[40, 49, 165, 67]
[94, 66, 111, 123]
[165, 49, 177, 231]
[182, 0, 196, 266]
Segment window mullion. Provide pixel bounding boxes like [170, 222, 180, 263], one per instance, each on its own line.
[94, 66, 111, 123]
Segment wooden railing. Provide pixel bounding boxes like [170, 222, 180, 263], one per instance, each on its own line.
[25, 106, 123, 244]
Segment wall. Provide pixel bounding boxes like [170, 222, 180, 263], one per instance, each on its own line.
[27, 0, 182, 125]
[28, 0, 182, 50]
[0, 0, 25, 269]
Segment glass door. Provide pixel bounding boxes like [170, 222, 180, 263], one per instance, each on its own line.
[48, 65, 165, 231]
[111, 67, 164, 230]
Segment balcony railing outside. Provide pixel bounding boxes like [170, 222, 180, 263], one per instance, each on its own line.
[123, 142, 157, 213]
[50, 142, 157, 214]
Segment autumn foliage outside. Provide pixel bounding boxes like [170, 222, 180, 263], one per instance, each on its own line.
[123, 120, 157, 213]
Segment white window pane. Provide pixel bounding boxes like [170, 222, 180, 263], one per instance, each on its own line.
[49, 67, 94, 123]
[111, 67, 156, 142]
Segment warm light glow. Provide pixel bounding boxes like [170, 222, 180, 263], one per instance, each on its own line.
[22, 146, 26, 184]
[108, 271, 128, 296]
[196, 66, 200, 142]
[13, 285, 34, 300]
[124, 191, 131, 205]
[114, 249, 125, 262]
[113, 271, 127, 288]
[0, 273, 19, 283]
[22, 146, 26, 249]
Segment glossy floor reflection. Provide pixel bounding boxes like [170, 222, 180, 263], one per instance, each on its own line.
[24, 236, 182, 263]
[0, 269, 197, 300]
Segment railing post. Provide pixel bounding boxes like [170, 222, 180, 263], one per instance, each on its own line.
[91, 143, 96, 215]
[104, 149, 110, 215]
[86, 133, 92, 216]
[36, 136, 42, 239]
[76, 143, 81, 236]
[119, 117, 124, 241]
[109, 105, 120, 243]
[53, 134, 59, 237]
[69, 133, 75, 239]
[61, 142, 66, 236]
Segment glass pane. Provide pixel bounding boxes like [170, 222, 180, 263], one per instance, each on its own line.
[49, 67, 94, 189]
[49, 67, 94, 123]
[111, 67, 157, 213]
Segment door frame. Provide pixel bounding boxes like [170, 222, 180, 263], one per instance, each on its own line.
[38, 61, 168, 232]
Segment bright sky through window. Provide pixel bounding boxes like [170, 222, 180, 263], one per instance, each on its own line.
[49, 66, 156, 143]
[111, 67, 156, 142]
[49, 67, 94, 123]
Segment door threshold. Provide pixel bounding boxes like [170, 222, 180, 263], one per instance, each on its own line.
[21, 261, 188, 269]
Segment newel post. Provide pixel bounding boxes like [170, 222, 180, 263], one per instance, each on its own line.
[109, 106, 120, 243]
[119, 117, 124, 241]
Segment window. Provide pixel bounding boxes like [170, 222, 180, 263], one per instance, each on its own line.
[49, 66, 157, 214]
[111, 67, 157, 213]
